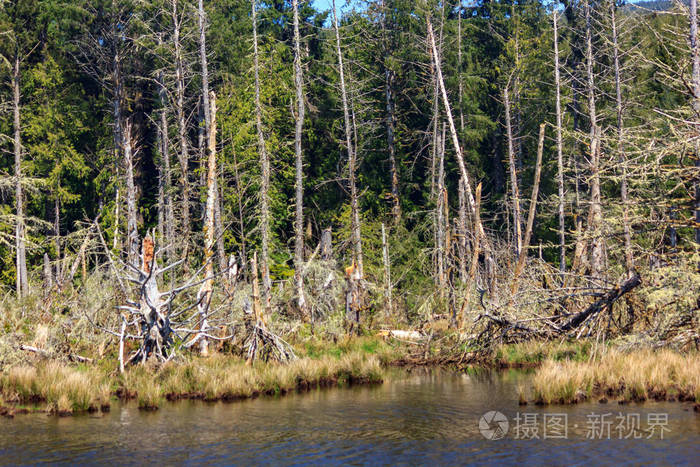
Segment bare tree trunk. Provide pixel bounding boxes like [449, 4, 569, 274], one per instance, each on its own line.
[113, 185, 120, 251]
[13, 55, 28, 297]
[123, 122, 139, 268]
[553, 11, 566, 282]
[172, 0, 190, 264]
[381, 223, 392, 317]
[611, 4, 633, 276]
[426, 17, 492, 268]
[511, 124, 545, 294]
[333, 0, 363, 281]
[504, 85, 523, 258]
[197, 91, 217, 357]
[54, 195, 61, 262]
[384, 47, 400, 222]
[252, 0, 272, 310]
[436, 123, 446, 300]
[157, 48, 173, 259]
[457, 1, 464, 134]
[584, 0, 605, 280]
[457, 176, 468, 283]
[691, 0, 700, 245]
[293, 0, 307, 314]
[232, 146, 247, 269]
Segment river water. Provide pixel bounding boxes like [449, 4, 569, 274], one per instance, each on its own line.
[1, 368, 698, 465]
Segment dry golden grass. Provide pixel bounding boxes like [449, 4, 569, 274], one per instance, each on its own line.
[0, 362, 109, 413]
[0, 348, 385, 414]
[531, 349, 699, 404]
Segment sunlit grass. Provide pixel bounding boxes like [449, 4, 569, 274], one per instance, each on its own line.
[531, 349, 699, 405]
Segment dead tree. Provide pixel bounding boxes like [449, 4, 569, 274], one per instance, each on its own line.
[333, 0, 364, 282]
[381, 223, 392, 317]
[504, 85, 523, 258]
[196, 91, 218, 357]
[584, 0, 605, 280]
[610, 3, 634, 276]
[252, 0, 272, 311]
[293, 0, 307, 315]
[103, 232, 235, 367]
[553, 10, 566, 281]
[171, 0, 191, 264]
[511, 124, 545, 294]
[691, 0, 700, 245]
[12, 54, 28, 297]
[380, 0, 400, 223]
[426, 15, 495, 288]
[123, 122, 139, 268]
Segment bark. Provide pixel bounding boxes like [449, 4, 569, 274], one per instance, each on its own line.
[13, 55, 28, 297]
[197, 91, 217, 357]
[611, 3, 634, 276]
[553, 11, 566, 281]
[584, 0, 605, 280]
[293, 0, 307, 313]
[252, 0, 272, 309]
[172, 0, 190, 263]
[333, 0, 363, 281]
[504, 86, 523, 258]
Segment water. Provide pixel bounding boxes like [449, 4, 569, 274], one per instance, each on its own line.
[1, 368, 698, 466]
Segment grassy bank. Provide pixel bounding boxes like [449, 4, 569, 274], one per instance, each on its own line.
[527, 349, 700, 405]
[0, 338, 390, 417]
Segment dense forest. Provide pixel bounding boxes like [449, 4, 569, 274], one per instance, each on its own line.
[0, 0, 698, 372]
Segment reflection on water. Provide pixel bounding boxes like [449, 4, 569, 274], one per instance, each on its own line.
[1, 368, 698, 465]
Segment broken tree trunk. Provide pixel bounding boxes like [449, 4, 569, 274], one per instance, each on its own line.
[558, 272, 641, 333]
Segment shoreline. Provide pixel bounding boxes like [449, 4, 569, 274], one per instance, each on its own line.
[1, 337, 698, 417]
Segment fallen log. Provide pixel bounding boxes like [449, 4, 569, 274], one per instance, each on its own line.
[558, 271, 641, 333]
[19, 344, 93, 363]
